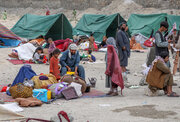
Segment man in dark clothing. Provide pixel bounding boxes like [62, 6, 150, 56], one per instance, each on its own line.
[155, 21, 171, 56]
[155, 21, 172, 68]
[116, 22, 130, 85]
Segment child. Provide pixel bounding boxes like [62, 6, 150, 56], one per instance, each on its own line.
[50, 48, 61, 80]
[87, 50, 96, 62]
[32, 47, 46, 64]
[48, 38, 56, 61]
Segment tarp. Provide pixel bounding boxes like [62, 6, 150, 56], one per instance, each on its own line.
[0, 38, 20, 47]
[167, 14, 180, 31]
[127, 13, 167, 38]
[73, 13, 126, 43]
[11, 14, 73, 40]
[0, 23, 21, 40]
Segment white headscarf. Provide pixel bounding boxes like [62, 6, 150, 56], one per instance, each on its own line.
[68, 43, 78, 59]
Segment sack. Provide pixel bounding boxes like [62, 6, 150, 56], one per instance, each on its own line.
[9, 84, 33, 99]
[73, 76, 87, 93]
[70, 82, 82, 97]
[48, 83, 67, 99]
[62, 87, 78, 100]
[61, 75, 73, 84]
[23, 78, 34, 87]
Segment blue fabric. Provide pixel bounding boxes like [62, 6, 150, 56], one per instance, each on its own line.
[90, 54, 96, 62]
[0, 38, 20, 47]
[11, 64, 37, 86]
[60, 50, 80, 67]
[61, 65, 85, 80]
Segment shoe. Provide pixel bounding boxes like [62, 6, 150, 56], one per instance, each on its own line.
[106, 91, 113, 95]
[110, 92, 119, 96]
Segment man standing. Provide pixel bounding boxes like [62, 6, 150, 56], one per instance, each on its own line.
[155, 21, 172, 67]
[116, 22, 130, 83]
[60, 43, 85, 80]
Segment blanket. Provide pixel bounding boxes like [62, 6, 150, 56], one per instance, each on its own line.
[105, 45, 124, 94]
[12, 65, 36, 86]
[14, 43, 36, 60]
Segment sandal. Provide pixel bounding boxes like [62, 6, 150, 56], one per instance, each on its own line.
[167, 92, 179, 97]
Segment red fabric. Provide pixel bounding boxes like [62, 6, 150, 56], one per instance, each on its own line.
[58, 111, 70, 122]
[144, 38, 153, 47]
[46, 10, 50, 15]
[1, 86, 7, 92]
[43, 55, 47, 63]
[55, 38, 72, 52]
[105, 45, 124, 94]
[7, 59, 34, 65]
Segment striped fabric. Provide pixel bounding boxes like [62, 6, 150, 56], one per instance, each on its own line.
[0, 23, 21, 40]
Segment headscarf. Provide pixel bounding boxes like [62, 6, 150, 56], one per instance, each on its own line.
[150, 56, 166, 71]
[106, 37, 118, 54]
[68, 43, 77, 59]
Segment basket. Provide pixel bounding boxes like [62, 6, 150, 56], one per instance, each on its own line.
[62, 87, 78, 100]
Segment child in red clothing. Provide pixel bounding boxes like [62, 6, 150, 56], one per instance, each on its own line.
[50, 49, 61, 80]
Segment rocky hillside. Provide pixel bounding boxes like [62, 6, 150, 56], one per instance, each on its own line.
[0, 0, 179, 10]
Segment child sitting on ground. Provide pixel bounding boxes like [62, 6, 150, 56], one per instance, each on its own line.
[87, 50, 96, 62]
[32, 47, 47, 64]
[48, 38, 56, 61]
[50, 48, 61, 80]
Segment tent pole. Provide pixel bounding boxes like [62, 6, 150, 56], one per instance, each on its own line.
[118, 14, 120, 26]
[61, 15, 64, 39]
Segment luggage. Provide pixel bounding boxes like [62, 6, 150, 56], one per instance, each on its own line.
[62, 87, 78, 100]
[9, 84, 33, 99]
[33, 89, 48, 102]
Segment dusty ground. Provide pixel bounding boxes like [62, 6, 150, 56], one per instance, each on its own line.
[0, 47, 180, 122]
[0, 0, 180, 121]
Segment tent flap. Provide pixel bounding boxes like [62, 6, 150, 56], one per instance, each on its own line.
[127, 13, 167, 38]
[11, 14, 72, 40]
[73, 13, 126, 43]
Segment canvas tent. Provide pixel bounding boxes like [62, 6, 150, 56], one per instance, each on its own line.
[0, 23, 21, 47]
[167, 14, 180, 31]
[73, 13, 126, 43]
[11, 14, 72, 40]
[127, 13, 167, 38]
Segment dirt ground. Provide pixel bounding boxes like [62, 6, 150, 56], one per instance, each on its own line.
[0, 47, 180, 122]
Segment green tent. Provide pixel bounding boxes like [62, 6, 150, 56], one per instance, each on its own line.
[73, 13, 126, 43]
[167, 15, 180, 31]
[127, 13, 167, 38]
[11, 14, 72, 40]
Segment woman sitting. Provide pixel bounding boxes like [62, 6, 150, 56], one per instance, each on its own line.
[130, 36, 143, 50]
[146, 51, 179, 97]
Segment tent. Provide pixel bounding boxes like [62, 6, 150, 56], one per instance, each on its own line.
[11, 14, 73, 40]
[73, 13, 126, 43]
[127, 13, 167, 38]
[0, 23, 21, 47]
[167, 14, 180, 31]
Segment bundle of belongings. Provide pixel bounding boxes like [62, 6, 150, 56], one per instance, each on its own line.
[5, 64, 90, 107]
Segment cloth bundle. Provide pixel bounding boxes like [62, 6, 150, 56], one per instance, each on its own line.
[15, 97, 43, 107]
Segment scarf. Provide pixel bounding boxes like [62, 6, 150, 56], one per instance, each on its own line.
[106, 37, 118, 54]
[68, 43, 77, 59]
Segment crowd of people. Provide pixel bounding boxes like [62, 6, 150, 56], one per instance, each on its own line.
[6, 20, 180, 98]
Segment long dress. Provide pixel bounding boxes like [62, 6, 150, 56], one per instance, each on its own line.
[116, 30, 130, 67]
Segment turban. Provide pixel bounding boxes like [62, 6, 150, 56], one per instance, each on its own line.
[69, 43, 77, 50]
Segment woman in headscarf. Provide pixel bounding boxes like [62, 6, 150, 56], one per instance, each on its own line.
[105, 37, 124, 96]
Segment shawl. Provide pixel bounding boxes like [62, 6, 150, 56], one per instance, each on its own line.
[105, 45, 124, 94]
